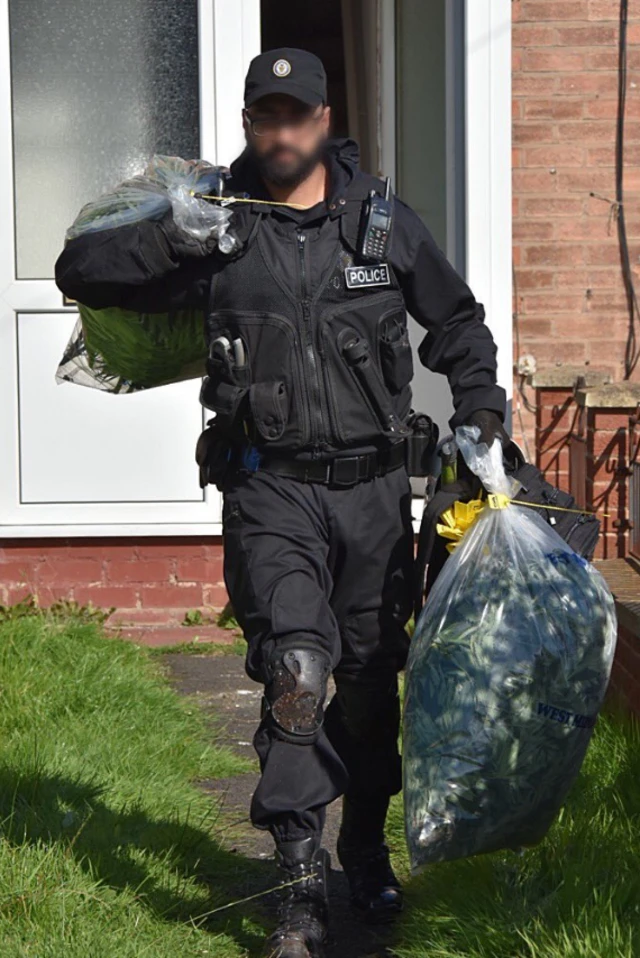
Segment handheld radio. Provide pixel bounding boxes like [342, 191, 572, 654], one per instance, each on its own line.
[357, 177, 393, 263]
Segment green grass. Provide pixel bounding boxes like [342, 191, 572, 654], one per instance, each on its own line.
[386, 711, 640, 958]
[4, 610, 639, 957]
[0, 614, 265, 957]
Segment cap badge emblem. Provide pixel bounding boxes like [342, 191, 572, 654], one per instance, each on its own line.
[273, 58, 292, 77]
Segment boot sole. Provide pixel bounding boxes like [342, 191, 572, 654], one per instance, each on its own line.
[264, 936, 327, 958]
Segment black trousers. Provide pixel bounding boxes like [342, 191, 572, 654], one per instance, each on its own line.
[222, 466, 414, 843]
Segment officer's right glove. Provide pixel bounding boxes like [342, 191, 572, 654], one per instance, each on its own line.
[158, 210, 221, 260]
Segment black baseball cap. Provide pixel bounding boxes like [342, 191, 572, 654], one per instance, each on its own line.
[244, 47, 327, 109]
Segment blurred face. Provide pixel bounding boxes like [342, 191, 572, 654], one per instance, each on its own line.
[243, 94, 331, 187]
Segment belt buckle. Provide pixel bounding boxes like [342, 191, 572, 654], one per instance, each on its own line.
[306, 461, 331, 484]
[331, 456, 359, 487]
[358, 454, 374, 482]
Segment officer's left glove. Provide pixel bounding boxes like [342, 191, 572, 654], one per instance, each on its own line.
[466, 408, 521, 465]
[466, 409, 510, 447]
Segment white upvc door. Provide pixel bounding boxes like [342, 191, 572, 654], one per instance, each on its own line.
[0, 0, 259, 538]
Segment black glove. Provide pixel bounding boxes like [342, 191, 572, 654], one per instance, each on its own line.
[466, 409, 511, 446]
[158, 210, 221, 260]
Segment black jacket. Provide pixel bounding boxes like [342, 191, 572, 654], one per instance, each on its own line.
[56, 139, 505, 454]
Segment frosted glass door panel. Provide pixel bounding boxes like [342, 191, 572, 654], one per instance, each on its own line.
[9, 0, 200, 279]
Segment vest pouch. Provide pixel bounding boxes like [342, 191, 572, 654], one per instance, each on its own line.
[249, 381, 289, 442]
[207, 310, 307, 449]
[199, 377, 248, 431]
[379, 311, 414, 394]
[207, 335, 251, 388]
[232, 361, 251, 389]
[339, 328, 410, 439]
[405, 412, 439, 477]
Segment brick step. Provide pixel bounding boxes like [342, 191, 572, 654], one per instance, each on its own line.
[106, 622, 242, 648]
[107, 606, 227, 628]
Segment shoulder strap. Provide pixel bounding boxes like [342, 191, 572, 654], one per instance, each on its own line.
[345, 171, 388, 202]
[228, 205, 264, 251]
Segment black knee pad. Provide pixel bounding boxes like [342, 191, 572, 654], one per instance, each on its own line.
[264, 648, 331, 744]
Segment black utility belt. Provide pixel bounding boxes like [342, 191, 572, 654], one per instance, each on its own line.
[262, 442, 406, 488]
[196, 412, 438, 491]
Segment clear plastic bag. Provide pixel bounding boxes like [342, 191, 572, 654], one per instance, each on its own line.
[403, 427, 617, 872]
[56, 305, 207, 393]
[58, 156, 233, 392]
[65, 154, 235, 246]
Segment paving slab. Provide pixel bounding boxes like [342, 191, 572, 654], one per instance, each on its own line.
[106, 623, 240, 647]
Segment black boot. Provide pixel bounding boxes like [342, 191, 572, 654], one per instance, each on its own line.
[265, 835, 330, 958]
[337, 796, 403, 923]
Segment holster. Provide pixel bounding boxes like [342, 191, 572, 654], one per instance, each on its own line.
[195, 419, 233, 490]
[405, 412, 439, 477]
[200, 338, 251, 437]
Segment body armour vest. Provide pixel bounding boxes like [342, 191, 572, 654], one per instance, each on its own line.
[202, 188, 414, 456]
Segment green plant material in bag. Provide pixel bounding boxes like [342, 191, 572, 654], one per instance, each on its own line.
[403, 427, 617, 872]
[56, 304, 207, 392]
[56, 155, 235, 392]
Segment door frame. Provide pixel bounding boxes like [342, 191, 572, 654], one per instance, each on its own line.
[382, 0, 512, 533]
[0, 0, 260, 538]
[464, 0, 513, 420]
[380, 0, 512, 409]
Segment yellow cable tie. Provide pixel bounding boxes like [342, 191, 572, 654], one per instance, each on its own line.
[190, 192, 308, 210]
[487, 493, 510, 510]
[436, 499, 485, 551]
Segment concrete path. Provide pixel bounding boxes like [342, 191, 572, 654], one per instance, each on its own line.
[163, 651, 395, 958]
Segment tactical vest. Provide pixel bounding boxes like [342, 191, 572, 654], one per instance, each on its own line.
[202, 180, 414, 456]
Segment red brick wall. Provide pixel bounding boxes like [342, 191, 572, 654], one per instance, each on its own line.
[512, 0, 640, 450]
[0, 538, 227, 625]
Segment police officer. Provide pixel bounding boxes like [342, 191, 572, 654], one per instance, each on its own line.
[56, 48, 509, 958]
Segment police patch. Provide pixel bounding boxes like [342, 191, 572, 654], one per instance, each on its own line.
[273, 58, 292, 77]
[344, 264, 391, 289]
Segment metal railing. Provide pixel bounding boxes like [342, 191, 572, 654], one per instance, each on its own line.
[569, 435, 587, 510]
[631, 459, 640, 559]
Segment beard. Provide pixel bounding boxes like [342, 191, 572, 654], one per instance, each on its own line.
[253, 142, 325, 188]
